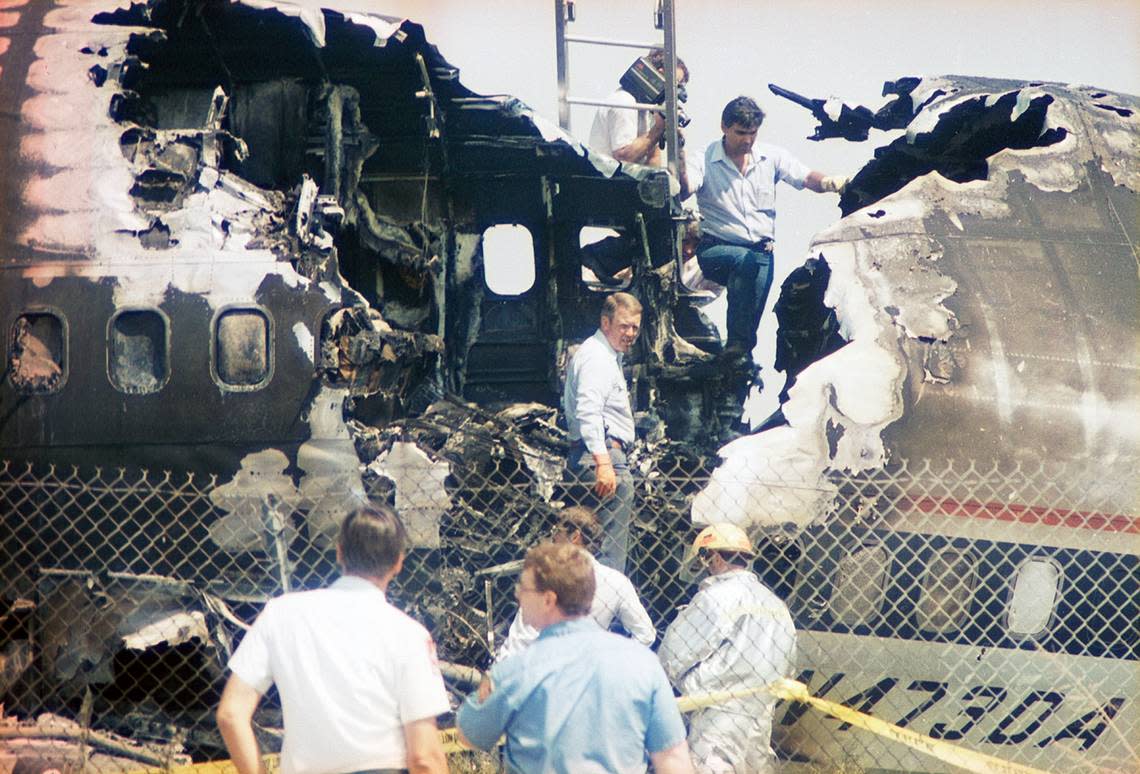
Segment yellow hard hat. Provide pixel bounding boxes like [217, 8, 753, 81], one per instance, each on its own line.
[681, 523, 755, 579]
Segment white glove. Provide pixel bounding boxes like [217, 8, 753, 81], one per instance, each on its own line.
[819, 174, 849, 194]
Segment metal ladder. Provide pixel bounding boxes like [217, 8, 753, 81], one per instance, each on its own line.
[553, 0, 681, 176]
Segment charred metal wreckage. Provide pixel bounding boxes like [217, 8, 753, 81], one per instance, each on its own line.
[1, 0, 1137, 766]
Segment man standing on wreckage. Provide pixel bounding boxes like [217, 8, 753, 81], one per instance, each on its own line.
[563, 292, 642, 572]
[659, 524, 796, 774]
[689, 96, 846, 366]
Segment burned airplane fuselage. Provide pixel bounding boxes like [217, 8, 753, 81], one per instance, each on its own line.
[0, 0, 730, 484]
[3, 1, 1139, 770]
[0, 4, 732, 751]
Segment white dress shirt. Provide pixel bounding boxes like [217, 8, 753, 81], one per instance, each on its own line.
[497, 555, 656, 661]
[563, 329, 635, 454]
[690, 139, 811, 244]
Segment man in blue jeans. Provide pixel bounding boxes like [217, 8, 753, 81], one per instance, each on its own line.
[690, 96, 847, 361]
[562, 292, 641, 572]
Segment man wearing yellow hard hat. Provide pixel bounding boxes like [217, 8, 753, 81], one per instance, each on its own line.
[658, 523, 797, 774]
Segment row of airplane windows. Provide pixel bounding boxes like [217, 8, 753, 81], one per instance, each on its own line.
[9, 308, 271, 395]
[817, 545, 1061, 638]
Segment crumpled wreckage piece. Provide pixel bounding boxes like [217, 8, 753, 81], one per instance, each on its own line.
[367, 441, 451, 548]
[0, 712, 192, 769]
[321, 306, 443, 402]
[36, 570, 214, 690]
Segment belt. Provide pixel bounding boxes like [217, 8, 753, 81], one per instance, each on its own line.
[348, 769, 408, 774]
[570, 437, 630, 452]
[699, 234, 774, 253]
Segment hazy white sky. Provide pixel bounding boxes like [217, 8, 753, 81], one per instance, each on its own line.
[376, 0, 1137, 254]
[374, 0, 1139, 420]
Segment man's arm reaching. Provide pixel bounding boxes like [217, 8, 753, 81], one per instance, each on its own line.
[805, 170, 849, 194]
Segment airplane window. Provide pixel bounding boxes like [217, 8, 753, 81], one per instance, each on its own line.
[109, 310, 168, 394]
[9, 312, 65, 394]
[482, 224, 536, 296]
[215, 309, 270, 387]
[579, 226, 632, 289]
[1007, 558, 1060, 636]
[830, 544, 888, 626]
[917, 549, 977, 634]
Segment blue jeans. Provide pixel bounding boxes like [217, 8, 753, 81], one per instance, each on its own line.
[697, 237, 774, 353]
[567, 444, 634, 572]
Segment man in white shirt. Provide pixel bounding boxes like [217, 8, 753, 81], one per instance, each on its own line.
[496, 506, 655, 661]
[216, 506, 449, 774]
[588, 49, 690, 167]
[563, 292, 642, 571]
[689, 96, 847, 361]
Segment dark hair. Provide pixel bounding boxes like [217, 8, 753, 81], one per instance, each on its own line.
[339, 505, 406, 578]
[721, 96, 765, 130]
[525, 543, 595, 616]
[643, 49, 690, 84]
[557, 506, 603, 553]
[601, 291, 643, 320]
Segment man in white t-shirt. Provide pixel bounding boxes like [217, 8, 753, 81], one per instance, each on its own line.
[216, 506, 449, 774]
[495, 506, 655, 661]
[588, 49, 689, 168]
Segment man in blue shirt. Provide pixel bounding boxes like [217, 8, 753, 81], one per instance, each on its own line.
[690, 96, 847, 361]
[457, 543, 693, 774]
[562, 292, 642, 571]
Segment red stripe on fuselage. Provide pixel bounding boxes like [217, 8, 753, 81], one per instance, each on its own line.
[902, 496, 1140, 534]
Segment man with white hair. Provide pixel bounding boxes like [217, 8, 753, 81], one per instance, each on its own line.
[495, 505, 655, 660]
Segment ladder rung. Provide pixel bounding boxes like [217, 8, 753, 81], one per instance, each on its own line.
[567, 96, 664, 112]
[564, 33, 662, 50]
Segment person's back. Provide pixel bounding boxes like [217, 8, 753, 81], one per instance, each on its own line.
[667, 570, 793, 694]
[237, 580, 441, 773]
[588, 86, 639, 158]
[217, 506, 449, 774]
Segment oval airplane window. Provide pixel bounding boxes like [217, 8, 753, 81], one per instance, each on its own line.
[830, 544, 888, 627]
[917, 548, 977, 634]
[482, 224, 535, 296]
[9, 311, 66, 394]
[1007, 558, 1060, 636]
[215, 308, 271, 388]
[109, 309, 169, 394]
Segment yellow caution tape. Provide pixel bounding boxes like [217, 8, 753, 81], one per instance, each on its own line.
[151, 678, 1052, 774]
[681, 678, 1051, 774]
[127, 759, 273, 774]
[438, 725, 471, 754]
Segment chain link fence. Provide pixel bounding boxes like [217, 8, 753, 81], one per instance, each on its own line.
[1, 450, 1136, 773]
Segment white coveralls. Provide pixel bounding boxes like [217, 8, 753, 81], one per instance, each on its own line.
[658, 568, 796, 774]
